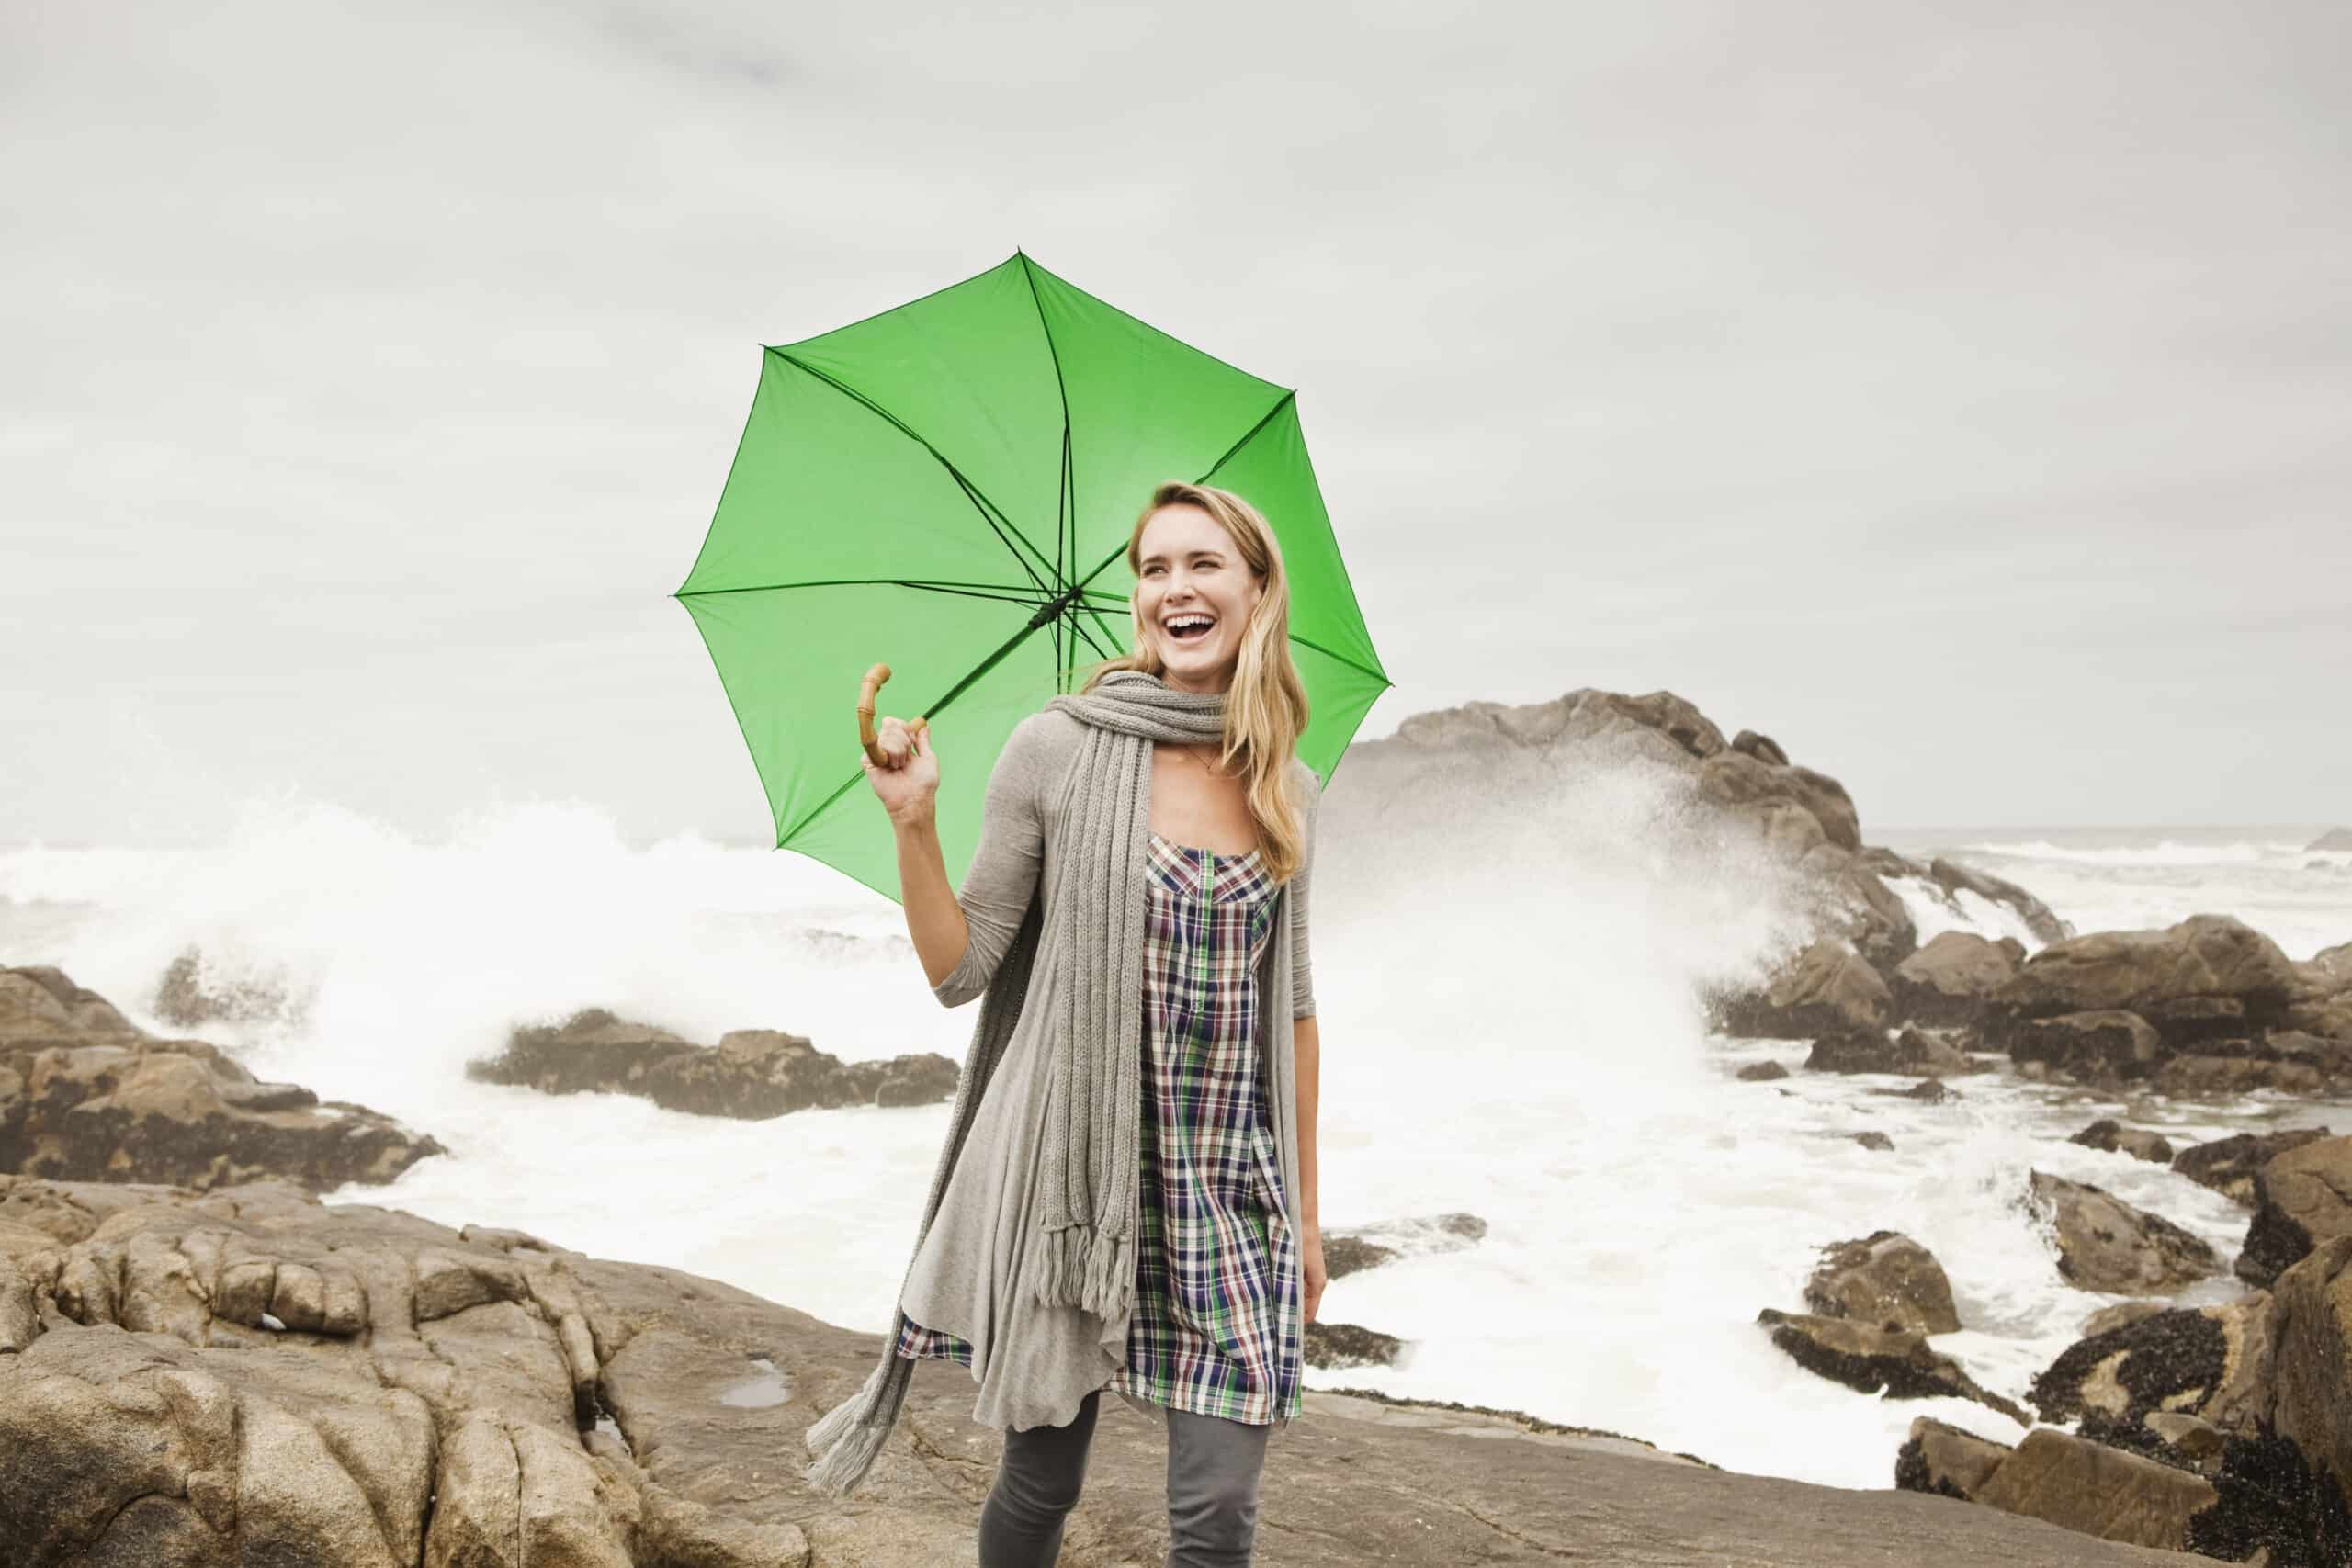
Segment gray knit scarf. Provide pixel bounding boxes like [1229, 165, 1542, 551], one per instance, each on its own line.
[804, 669, 1229, 1498]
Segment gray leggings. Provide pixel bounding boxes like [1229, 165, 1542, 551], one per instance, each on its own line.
[977, 1387, 1272, 1567]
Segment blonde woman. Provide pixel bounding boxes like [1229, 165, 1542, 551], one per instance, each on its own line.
[806, 479, 1326, 1568]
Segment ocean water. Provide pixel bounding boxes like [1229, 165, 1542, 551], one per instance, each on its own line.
[3, 794, 2347, 1492]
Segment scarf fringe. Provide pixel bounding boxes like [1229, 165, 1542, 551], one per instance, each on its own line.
[1029, 1222, 1135, 1320]
[801, 1356, 907, 1499]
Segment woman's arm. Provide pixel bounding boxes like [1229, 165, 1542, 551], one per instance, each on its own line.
[865, 712, 1051, 1006]
[888, 807, 969, 990]
[919, 716, 1051, 1008]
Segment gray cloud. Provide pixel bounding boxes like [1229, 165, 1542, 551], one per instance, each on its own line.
[4, 0, 2346, 847]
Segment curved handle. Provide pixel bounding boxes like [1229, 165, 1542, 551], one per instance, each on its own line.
[857, 662, 929, 767]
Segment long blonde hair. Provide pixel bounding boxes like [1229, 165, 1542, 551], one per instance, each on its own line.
[1074, 480, 1313, 884]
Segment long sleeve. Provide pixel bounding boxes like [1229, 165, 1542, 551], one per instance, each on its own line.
[931, 715, 1055, 1009]
[1290, 762, 1320, 1021]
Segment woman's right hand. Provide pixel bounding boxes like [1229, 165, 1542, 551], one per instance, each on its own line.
[862, 716, 940, 825]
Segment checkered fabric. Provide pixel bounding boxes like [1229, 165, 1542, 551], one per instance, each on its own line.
[897, 828, 1303, 1426]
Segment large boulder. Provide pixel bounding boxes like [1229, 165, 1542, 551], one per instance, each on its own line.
[2, 1014, 445, 1197]
[0, 968, 142, 1043]
[468, 1008, 957, 1118]
[2175, 1128, 2336, 1208]
[2236, 1135, 2352, 1288]
[2070, 1120, 2175, 1165]
[1988, 916, 2301, 1050]
[1715, 941, 1893, 1042]
[2027, 1296, 2276, 1439]
[1802, 1231, 1962, 1337]
[1345, 688, 1950, 980]
[1960, 1427, 2219, 1553]
[1889, 932, 2028, 1029]
[2268, 1235, 2352, 1509]
[2026, 1171, 2219, 1294]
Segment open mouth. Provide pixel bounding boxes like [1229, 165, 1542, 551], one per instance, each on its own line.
[1163, 614, 1216, 643]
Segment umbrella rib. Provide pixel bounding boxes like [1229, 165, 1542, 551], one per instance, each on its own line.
[674, 577, 1068, 611]
[1015, 254, 1077, 581]
[1020, 254, 1081, 689]
[1197, 389, 1296, 489]
[1287, 631, 1394, 688]
[767, 348, 1060, 596]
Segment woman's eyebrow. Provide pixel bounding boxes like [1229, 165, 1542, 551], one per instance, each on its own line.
[1139, 548, 1224, 565]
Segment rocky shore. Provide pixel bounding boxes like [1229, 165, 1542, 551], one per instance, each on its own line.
[0, 1168, 2214, 1567]
[1346, 686, 2352, 1562]
[0, 958, 2245, 1566]
[6, 683, 2351, 1563]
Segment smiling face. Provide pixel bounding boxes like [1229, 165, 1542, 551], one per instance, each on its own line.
[1134, 502, 1264, 694]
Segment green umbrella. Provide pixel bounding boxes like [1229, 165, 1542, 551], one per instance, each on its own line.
[673, 250, 1391, 903]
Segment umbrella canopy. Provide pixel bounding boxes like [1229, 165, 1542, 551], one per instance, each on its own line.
[674, 250, 1390, 903]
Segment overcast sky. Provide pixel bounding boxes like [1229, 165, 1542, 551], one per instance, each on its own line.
[5, 0, 2346, 848]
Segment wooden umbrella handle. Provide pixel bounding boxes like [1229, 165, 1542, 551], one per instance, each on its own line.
[857, 663, 928, 766]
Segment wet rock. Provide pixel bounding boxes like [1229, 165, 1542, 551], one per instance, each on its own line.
[2157, 1055, 2325, 1098]
[2070, 1119, 2176, 1164]
[1890, 932, 2027, 1029]
[1988, 916, 2301, 1050]
[1305, 1320, 1404, 1370]
[1754, 1307, 2027, 1424]
[1317, 1213, 1486, 1282]
[2268, 1234, 2352, 1496]
[468, 1008, 957, 1119]
[1803, 1231, 1961, 1337]
[2174, 1127, 2335, 1208]
[1318, 1234, 1400, 1280]
[2007, 1010, 2165, 1083]
[1736, 1060, 1791, 1082]
[1720, 941, 1894, 1042]
[151, 949, 311, 1032]
[2183, 1421, 2352, 1567]
[2028, 1295, 2274, 1438]
[2, 1041, 443, 1194]
[1805, 1025, 1973, 1077]
[1894, 1416, 2011, 1500]
[1972, 1427, 2217, 1552]
[1852, 1131, 1895, 1152]
[2025, 1170, 2219, 1294]
[0, 968, 142, 1044]
[2, 978, 446, 1195]
[2235, 1135, 2352, 1287]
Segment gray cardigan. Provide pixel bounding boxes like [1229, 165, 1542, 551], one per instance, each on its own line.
[899, 706, 1319, 1432]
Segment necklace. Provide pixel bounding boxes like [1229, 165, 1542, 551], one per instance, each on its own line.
[1166, 742, 1235, 780]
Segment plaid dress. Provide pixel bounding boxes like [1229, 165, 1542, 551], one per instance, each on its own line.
[896, 828, 1304, 1427]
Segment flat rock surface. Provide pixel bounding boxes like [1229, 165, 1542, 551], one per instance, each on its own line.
[0, 1172, 2203, 1567]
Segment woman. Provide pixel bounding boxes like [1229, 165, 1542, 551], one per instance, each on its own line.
[803, 479, 1327, 1568]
